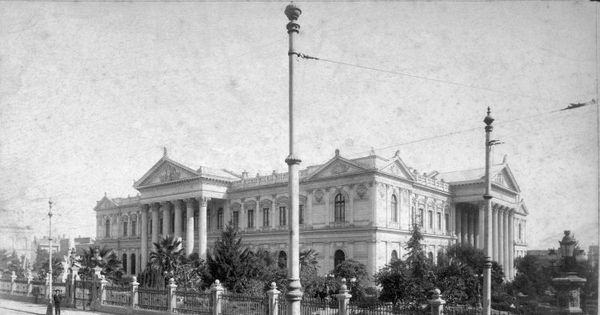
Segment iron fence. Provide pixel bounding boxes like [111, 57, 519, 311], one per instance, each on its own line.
[104, 285, 131, 307]
[136, 287, 168, 311]
[220, 293, 268, 315]
[173, 289, 212, 314]
[74, 280, 94, 309]
[347, 302, 429, 315]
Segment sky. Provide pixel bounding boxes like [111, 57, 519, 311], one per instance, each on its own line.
[0, 1, 598, 252]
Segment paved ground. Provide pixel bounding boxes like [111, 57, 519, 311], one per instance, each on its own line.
[0, 298, 107, 315]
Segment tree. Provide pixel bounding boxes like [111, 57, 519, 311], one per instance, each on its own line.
[374, 259, 410, 306]
[401, 224, 434, 306]
[207, 224, 254, 293]
[79, 245, 123, 283]
[149, 235, 185, 277]
[332, 259, 369, 301]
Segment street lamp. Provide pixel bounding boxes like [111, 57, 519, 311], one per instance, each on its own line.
[46, 198, 54, 315]
[552, 231, 587, 315]
[284, 3, 303, 315]
[482, 108, 495, 315]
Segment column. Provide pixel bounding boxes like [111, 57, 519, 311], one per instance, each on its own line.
[468, 213, 475, 246]
[478, 202, 485, 250]
[499, 208, 505, 269]
[456, 207, 462, 243]
[241, 200, 247, 230]
[140, 205, 149, 271]
[461, 209, 468, 244]
[271, 195, 276, 228]
[325, 188, 331, 224]
[502, 210, 509, 277]
[307, 190, 313, 226]
[185, 199, 195, 256]
[197, 196, 210, 260]
[348, 185, 354, 225]
[508, 210, 515, 280]
[174, 200, 183, 239]
[151, 203, 160, 246]
[162, 201, 171, 237]
[492, 205, 498, 261]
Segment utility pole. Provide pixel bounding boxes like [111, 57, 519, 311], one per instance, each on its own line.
[284, 3, 303, 315]
[483, 108, 494, 315]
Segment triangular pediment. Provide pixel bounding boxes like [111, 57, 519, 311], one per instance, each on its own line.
[492, 164, 520, 193]
[379, 158, 416, 180]
[134, 157, 199, 189]
[94, 196, 117, 211]
[305, 155, 370, 181]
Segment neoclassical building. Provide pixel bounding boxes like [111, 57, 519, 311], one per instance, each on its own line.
[94, 149, 528, 280]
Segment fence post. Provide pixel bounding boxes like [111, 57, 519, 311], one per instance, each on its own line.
[167, 278, 178, 312]
[428, 288, 446, 315]
[10, 271, 17, 295]
[99, 276, 108, 305]
[211, 280, 224, 315]
[267, 282, 280, 315]
[27, 273, 33, 297]
[131, 276, 139, 309]
[336, 278, 352, 315]
[69, 266, 79, 307]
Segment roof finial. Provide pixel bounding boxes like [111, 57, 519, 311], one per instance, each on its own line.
[163, 147, 168, 157]
[394, 150, 400, 158]
[369, 147, 376, 156]
[502, 154, 508, 164]
[335, 149, 340, 156]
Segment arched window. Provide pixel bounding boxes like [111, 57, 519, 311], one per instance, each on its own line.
[334, 194, 345, 222]
[278, 251, 287, 269]
[131, 218, 137, 236]
[105, 219, 111, 237]
[391, 195, 398, 223]
[334, 250, 345, 267]
[391, 250, 398, 261]
[122, 253, 128, 274]
[122, 217, 128, 236]
[130, 253, 136, 275]
[217, 208, 224, 230]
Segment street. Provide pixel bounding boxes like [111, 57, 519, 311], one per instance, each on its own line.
[0, 299, 106, 315]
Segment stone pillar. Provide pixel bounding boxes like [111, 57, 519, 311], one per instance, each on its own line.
[456, 207, 462, 244]
[468, 213, 475, 246]
[428, 288, 446, 315]
[498, 208, 505, 270]
[492, 205, 499, 261]
[27, 273, 33, 297]
[151, 203, 160, 246]
[508, 211, 515, 280]
[267, 282, 281, 315]
[461, 209, 468, 244]
[167, 278, 177, 312]
[99, 276, 108, 305]
[10, 271, 16, 294]
[162, 201, 171, 237]
[131, 276, 139, 309]
[478, 202, 485, 250]
[173, 200, 183, 239]
[502, 210, 509, 278]
[336, 279, 352, 315]
[185, 199, 195, 256]
[141, 204, 149, 271]
[197, 196, 210, 260]
[211, 280, 224, 315]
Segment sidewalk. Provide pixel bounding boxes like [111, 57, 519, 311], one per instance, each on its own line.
[0, 298, 107, 315]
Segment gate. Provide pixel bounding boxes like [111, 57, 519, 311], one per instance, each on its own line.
[73, 280, 95, 309]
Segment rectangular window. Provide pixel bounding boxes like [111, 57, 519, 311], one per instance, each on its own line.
[418, 209, 424, 227]
[233, 211, 239, 228]
[123, 221, 128, 236]
[159, 219, 163, 234]
[248, 209, 254, 228]
[263, 208, 270, 227]
[131, 220, 137, 236]
[299, 205, 304, 225]
[217, 210, 223, 230]
[279, 206, 287, 226]
[194, 213, 198, 231]
[428, 211, 433, 229]
[207, 211, 211, 231]
[182, 212, 186, 232]
[437, 213, 442, 229]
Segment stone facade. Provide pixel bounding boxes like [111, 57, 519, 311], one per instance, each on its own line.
[94, 149, 527, 280]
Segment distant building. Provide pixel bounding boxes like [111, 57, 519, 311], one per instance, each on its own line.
[58, 237, 95, 258]
[0, 225, 36, 262]
[95, 150, 529, 280]
[588, 245, 598, 268]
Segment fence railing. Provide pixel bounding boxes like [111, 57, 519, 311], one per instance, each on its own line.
[220, 293, 267, 315]
[172, 288, 212, 314]
[104, 285, 131, 307]
[136, 287, 168, 311]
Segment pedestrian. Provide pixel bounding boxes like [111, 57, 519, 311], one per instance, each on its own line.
[32, 286, 39, 303]
[53, 290, 62, 315]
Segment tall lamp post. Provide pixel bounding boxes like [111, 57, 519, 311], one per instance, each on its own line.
[46, 198, 54, 315]
[284, 3, 303, 315]
[483, 108, 494, 315]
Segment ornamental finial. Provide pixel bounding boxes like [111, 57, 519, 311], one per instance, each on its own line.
[285, 2, 302, 21]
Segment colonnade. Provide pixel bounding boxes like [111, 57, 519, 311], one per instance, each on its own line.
[455, 202, 515, 279]
[139, 196, 211, 271]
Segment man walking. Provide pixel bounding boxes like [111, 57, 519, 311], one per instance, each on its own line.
[52, 290, 62, 315]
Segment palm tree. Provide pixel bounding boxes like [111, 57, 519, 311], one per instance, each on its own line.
[80, 245, 123, 282]
[148, 235, 185, 278]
